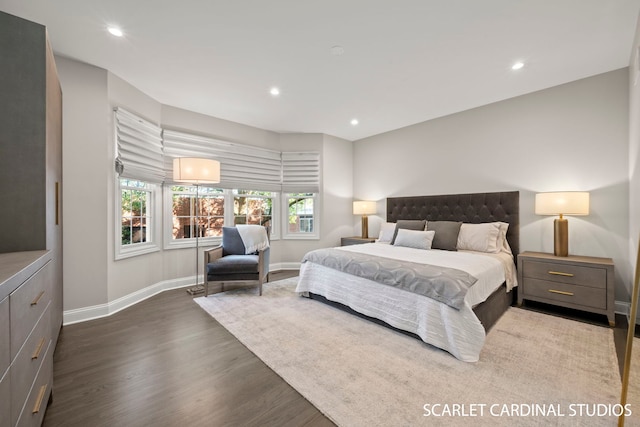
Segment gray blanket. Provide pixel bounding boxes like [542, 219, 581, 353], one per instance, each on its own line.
[302, 248, 477, 310]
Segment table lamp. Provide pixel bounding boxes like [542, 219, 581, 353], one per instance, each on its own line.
[535, 191, 589, 257]
[353, 201, 376, 239]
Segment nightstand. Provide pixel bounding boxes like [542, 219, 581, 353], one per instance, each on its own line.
[517, 251, 615, 327]
[340, 236, 377, 246]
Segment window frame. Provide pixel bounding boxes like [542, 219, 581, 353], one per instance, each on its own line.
[281, 192, 320, 240]
[115, 178, 161, 260]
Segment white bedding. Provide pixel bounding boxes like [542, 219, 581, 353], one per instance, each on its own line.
[295, 243, 518, 362]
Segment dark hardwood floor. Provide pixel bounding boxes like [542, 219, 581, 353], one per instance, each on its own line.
[43, 271, 335, 427]
[44, 271, 636, 426]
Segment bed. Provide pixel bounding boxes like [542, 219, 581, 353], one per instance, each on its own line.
[295, 191, 519, 362]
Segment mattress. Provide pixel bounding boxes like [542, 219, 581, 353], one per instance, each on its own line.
[295, 243, 517, 362]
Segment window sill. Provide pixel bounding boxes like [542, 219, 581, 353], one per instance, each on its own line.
[115, 244, 161, 260]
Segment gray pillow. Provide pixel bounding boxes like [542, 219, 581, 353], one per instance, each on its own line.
[391, 220, 427, 245]
[427, 221, 462, 251]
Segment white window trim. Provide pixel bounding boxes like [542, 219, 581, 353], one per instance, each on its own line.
[115, 178, 161, 260]
[281, 193, 320, 240]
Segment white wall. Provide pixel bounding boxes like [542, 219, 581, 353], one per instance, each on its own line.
[56, 56, 110, 311]
[354, 69, 631, 300]
[56, 56, 352, 315]
[58, 54, 630, 318]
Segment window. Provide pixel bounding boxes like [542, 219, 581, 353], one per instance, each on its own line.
[116, 178, 160, 259]
[283, 193, 319, 239]
[164, 187, 280, 248]
[233, 190, 275, 229]
[166, 185, 225, 247]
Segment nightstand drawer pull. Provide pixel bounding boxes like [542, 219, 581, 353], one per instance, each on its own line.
[548, 271, 574, 277]
[548, 289, 574, 296]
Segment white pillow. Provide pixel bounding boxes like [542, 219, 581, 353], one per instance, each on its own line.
[457, 222, 502, 253]
[393, 229, 435, 250]
[377, 222, 397, 243]
[497, 222, 512, 255]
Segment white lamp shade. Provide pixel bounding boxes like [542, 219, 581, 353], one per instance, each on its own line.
[173, 158, 220, 184]
[353, 200, 376, 215]
[535, 192, 590, 216]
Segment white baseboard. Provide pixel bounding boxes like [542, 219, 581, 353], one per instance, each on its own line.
[63, 276, 195, 325]
[274, 262, 302, 270]
[63, 263, 303, 325]
[616, 300, 640, 325]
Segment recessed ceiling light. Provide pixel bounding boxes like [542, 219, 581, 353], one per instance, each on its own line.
[350, 118, 359, 126]
[270, 87, 280, 96]
[511, 61, 524, 70]
[108, 26, 123, 37]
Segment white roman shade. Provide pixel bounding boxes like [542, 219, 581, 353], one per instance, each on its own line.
[163, 130, 282, 191]
[114, 108, 164, 183]
[282, 151, 320, 193]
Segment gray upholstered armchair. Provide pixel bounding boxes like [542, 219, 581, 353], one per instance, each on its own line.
[204, 226, 270, 296]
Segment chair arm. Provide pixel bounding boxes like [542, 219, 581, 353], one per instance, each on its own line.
[204, 246, 223, 264]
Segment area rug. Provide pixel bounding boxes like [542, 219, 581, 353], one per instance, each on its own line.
[195, 278, 624, 426]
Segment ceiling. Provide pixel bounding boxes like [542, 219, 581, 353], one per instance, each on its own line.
[2, 1, 640, 141]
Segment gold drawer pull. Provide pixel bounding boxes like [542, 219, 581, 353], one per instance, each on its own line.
[548, 271, 574, 277]
[32, 337, 45, 360]
[32, 384, 47, 414]
[31, 291, 45, 306]
[548, 289, 574, 296]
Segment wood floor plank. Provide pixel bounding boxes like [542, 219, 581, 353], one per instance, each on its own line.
[43, 271, 335, 427]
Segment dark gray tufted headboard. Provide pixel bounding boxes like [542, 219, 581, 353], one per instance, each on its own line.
[387, 191, 519, 257]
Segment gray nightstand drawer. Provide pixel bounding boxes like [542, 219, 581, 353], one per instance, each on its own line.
[522, 278, 607, 310]
[522, 260, 606, 289]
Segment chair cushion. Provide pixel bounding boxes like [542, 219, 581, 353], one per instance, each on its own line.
[222, 227, 246, 256]
[207, 254, 259, 275]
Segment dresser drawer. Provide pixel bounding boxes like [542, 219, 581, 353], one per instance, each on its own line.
[10, 261, 52, 360]
[15, 342, 52, 427]
[0, 369, 10, 427]
[0, 296, 9, 375]
[11, 303, 51, 425]
[522, 259, 606, 289]
[522, 277, 607, 310]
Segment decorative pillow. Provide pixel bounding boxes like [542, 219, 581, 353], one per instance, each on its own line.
[390, 220, 427, 245]
[377, 222, 397, 243]
[457, 222, 502, 253]
[427, 221, 462, 251]
[393, 229, 435, 250]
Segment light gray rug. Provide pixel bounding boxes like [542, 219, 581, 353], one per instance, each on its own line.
[195, 278, 623, 426]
